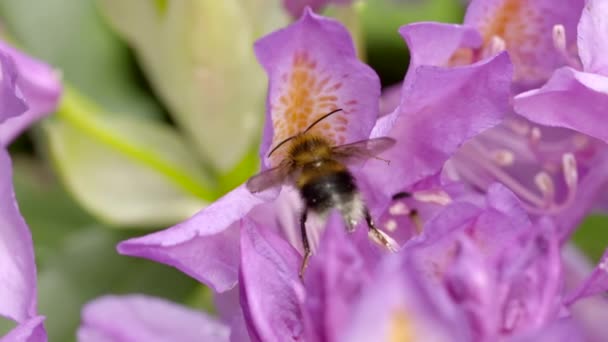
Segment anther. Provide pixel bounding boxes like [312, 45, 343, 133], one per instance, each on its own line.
[489, 35, 506, 55]
[384, 219, 398, 232]
[534, 172, 555, 203]
[389, 202, 410, 216]
[493, 149, 515, 166]
[552, 25, 567, 53]
[413, 189, 452, 206]
[507, 119, 530, 136]
[530, 127, 542, 144]
[562, 153, 578, 188]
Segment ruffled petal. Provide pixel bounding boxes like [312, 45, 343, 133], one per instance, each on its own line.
[117, 185, 265, 292]
[0, 40, 61, 146]
[566, 247, 608, 304]
[514, 67, 608, 143]
[254, 9, 380, 168]
[369, 50, 513, 194]
[0, 149, 39, 324]
[0, 52, 27, 124]
[400, 22, 482, 68]
[577, 0, 608, 76]
[282, 1, 352, 18]
[238, 219, 306, 342]
[78, 295, 230, 342]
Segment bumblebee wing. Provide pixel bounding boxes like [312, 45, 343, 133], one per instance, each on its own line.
[246, 161, 292, 193]
[331, 137, 396, 165]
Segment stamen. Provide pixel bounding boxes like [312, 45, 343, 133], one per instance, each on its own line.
[489, 35, 506, 56]
[530, 127, 542, 144]
[492, 149, 515, 166]
[552, 24, 582, 69]
[534, 172, 555, 203]
[413, 189, 452, 206]
[507, 119, 530, 136]
[384, 219, 398, 232]
[389, 202, 411, 216]
[552, 25, 567, 54]
[562, 153, 578, 188]
[572, 134, 590, 150]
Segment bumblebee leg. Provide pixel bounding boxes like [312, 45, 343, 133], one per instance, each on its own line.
[364, 208, 397, 252]
[299, 210, 312, 279]
[391, 192, 422, 234]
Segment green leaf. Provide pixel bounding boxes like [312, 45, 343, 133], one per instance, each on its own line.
[12, 156, 95, 263]
[98, 0, 288, 171]
[572, 214, 608, 262]
[45, 88, 214, 227]
[37, 227, 200, 342]
[0, 0, 162, 118]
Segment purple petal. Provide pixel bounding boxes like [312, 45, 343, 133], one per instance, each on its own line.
[78, 295, 229, 342]
[399, 22, 482, 69]
[0, 40, 61, 146]
[238, 219, 306, 342]
[302, 213, 380, 342]
[509, 318, 585, 342]
[562, 246, 608, 342]
[464, 0, 584, 86]
[566, 247, 608, 304]
[340, 256, 469, 342]
[1, 316, 46, 342]
[117, 185, 265, 293]
[282, 1, 352, 18]
[368, 51, 513, 193]
[0, 149, 40, 324]
[578, 0, 608, 76]
[514, 67, 608, 143]
[254, 9, 380, 168]
[0, 52, 27, 124]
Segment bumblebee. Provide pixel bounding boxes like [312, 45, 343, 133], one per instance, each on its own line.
[246, 109, 396, 277]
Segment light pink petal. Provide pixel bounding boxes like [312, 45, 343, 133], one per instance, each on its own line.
[254, 9, 380, 168]
[0, 40, 61, 146]
[0, 52, 27, 124]
[514, 67, 608, 143]
[78, 295, 229, 342]
[578, 0, 608, 76]
[0, 149, 39, 324]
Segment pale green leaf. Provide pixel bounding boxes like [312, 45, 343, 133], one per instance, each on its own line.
[45, 88, 213, 227]
[98, 0, 288, 171]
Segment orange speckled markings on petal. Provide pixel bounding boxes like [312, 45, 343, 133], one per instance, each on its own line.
[476, 0, 546, 81]
[269, 51, 355, 165]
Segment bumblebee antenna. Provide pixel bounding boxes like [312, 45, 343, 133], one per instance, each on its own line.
[267, 135, 296, 157]
[303, 108, 343, 134]
[267, 108, 343, 157]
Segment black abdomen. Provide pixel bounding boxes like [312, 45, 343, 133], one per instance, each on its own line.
[300, 170, 357, 212]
